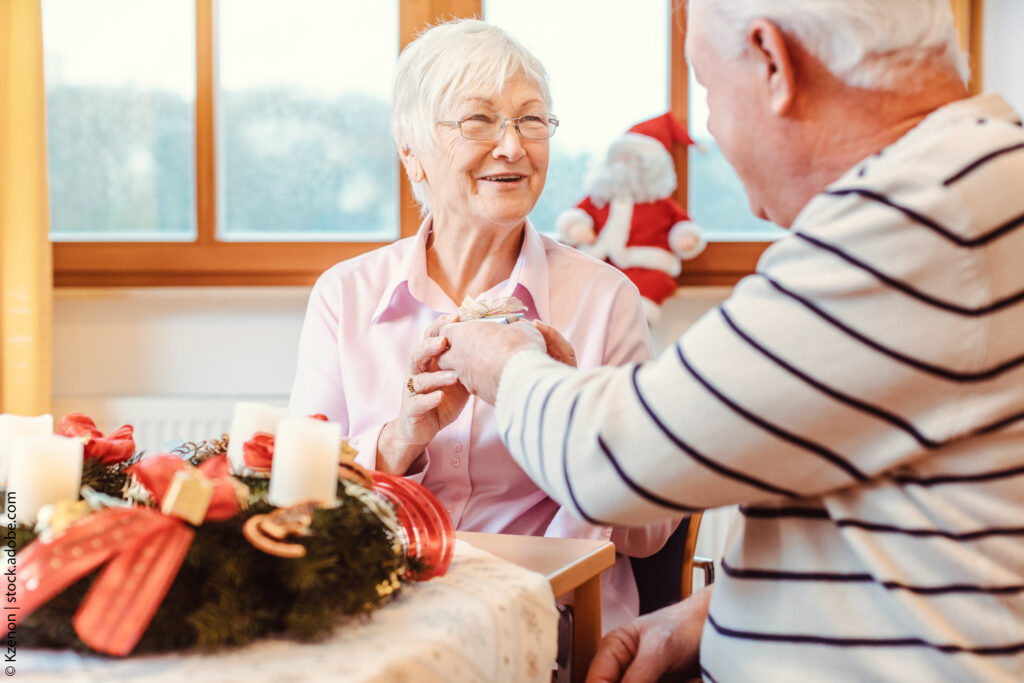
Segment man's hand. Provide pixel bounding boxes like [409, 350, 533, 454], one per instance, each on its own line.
[438, 319, 545, 404]
[586, 586, 712, 683]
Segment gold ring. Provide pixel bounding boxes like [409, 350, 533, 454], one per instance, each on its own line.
[407, 377, 416, 394]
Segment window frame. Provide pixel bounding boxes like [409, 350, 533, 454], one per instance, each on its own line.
[51, 0, 983, 287]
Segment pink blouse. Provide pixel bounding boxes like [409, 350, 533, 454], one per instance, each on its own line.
[289, 217, 679, 631]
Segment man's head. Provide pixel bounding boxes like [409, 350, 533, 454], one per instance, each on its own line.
[686, 0, 969, 227]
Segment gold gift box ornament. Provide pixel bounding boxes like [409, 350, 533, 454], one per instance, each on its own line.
[160, 468, 215, 526]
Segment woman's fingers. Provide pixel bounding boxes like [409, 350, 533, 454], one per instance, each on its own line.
[532, 319, 578, 367]
[403, 389, 445, 417]
[424, 313, 459, 339]
[407, 370, 460, 395]
[410, 335, 452, 374]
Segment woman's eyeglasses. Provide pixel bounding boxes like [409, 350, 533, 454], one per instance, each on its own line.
[436, 113, 559, 141]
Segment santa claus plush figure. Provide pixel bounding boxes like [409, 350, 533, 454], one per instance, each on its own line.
[556, 112, 705, 324]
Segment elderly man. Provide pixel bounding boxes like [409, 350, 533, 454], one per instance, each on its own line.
[438, 0, 1024, 680]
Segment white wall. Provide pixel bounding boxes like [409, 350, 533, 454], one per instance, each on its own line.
[52, 285, 730, 406]
[52, 287, 309, 451]
[50, 285, 729, 454]
[54, 287, 306, 399]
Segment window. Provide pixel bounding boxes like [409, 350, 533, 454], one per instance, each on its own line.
[687, 72, 785, 241]
[47, 0, 412, 286]
[484, 0, 670, 235]
[43, 0, 196, 241]
[216, 0, 398, 242]
[44, 0, 983, 287]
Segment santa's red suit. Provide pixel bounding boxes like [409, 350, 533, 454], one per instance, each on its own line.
[560, 194, 703, 311]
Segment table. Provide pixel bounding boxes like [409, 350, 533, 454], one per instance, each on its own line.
[458, 531, 616, 683]
[18, 534, 615, 683]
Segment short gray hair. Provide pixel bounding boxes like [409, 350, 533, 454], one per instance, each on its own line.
[391, 19, 552, 210]
[690, 0, 969, 90]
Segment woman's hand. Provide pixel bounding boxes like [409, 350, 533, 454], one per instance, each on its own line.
[377, 315, 470, 474]
[532, 319, 577, 367]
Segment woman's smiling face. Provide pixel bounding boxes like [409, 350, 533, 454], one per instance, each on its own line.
[414, 78, 550, 231]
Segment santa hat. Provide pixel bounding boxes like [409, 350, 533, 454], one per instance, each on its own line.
[609, 112, 694, 172]
[627, 112, 694, 151]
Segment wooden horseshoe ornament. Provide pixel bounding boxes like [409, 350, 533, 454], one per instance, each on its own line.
[243, 501, 319, 558]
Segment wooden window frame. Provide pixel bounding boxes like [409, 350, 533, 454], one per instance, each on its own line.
[52, 0, 983, 288]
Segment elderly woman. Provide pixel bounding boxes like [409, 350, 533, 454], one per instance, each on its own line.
[289, 18, 676, 631]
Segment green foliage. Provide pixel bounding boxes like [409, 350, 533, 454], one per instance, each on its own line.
[80, 452, 142, 498]
[17, 471, 406, 654]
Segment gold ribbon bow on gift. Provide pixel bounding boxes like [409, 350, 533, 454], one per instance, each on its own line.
[457, 295, 528, 323]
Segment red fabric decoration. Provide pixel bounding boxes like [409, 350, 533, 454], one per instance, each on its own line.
[58, 413, 136, 465]
[128, 453, 240, 522]
[12, 454, 243, 655]
[242, 432, 275, 473]
[13, 507, 194, 656]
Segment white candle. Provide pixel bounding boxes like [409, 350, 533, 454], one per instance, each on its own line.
[226, 402, 288, 472]
[0, 414, 54, 486]
[6, 434, 83, 525]
[268, 416, 341, 508]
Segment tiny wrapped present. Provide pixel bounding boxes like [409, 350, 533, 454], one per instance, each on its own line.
[457, 295, 528, 324]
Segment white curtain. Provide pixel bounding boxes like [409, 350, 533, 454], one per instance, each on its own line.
[0, 0, 53, 415]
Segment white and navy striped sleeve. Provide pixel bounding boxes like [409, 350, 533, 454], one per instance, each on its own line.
[495, 100, 1024, 529]
[495, 96, 1024, 680]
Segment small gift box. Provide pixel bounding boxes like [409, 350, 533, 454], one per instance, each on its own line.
[457, 295, 528, 324]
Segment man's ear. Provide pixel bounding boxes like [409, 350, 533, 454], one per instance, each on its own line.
[399, 145, 426, 183]
[747, 18, 796, 116]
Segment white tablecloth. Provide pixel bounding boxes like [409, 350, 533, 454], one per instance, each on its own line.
[18, 540, 559, 683]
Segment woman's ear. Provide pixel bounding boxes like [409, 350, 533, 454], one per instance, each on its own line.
[399, 146, 426, 183]
[747, 18, 796, 116]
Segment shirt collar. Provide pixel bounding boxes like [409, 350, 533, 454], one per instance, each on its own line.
[371, 215, 551, 324]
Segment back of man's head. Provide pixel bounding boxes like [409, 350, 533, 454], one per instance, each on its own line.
[690, 0, 968, 91]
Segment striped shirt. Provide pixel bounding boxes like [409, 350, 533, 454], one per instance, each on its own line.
[495, 94, 1024, 682]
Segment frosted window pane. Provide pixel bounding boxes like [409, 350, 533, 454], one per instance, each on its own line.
[217, 0, 398, 241]
[43, 0, 196, 241]
[484, 0, 670, 234]
[687, 69, 784, 240]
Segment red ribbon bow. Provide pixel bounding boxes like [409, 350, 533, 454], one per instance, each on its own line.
[12, 453, 240, 656]
[130, 453, 241, 522]
[58, 413, 136, 465]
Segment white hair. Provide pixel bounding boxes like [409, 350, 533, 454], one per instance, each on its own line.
[391, 19, 552, 211]
[690, 0, 969, 90]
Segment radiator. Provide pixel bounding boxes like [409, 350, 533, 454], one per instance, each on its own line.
[51, 396, 288, 457]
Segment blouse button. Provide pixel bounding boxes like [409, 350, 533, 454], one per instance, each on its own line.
[453, 442, 463, 452]
[452, 492, 463, 502]
[451, 457, 461, 467]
